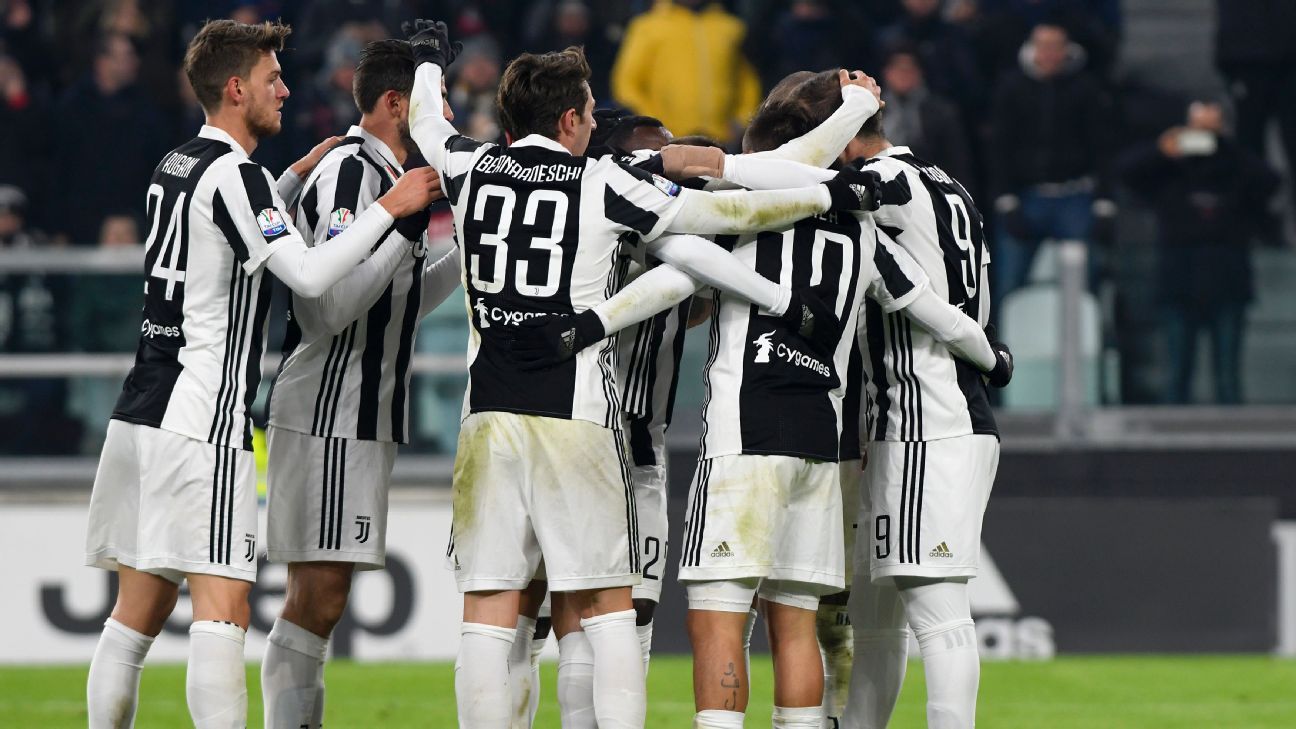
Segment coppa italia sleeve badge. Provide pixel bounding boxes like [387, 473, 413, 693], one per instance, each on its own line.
[257, 208, 287, 237]
[328, 208, 354, 237]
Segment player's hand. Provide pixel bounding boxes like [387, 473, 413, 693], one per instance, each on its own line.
[402, 19, 461, 70]
[782, 285, 842, 359]
[378, 167, 441, 218]
[507, 310, 607, 371]
[983, 324, 1014, 388]
[839, 69, 883, 109]
[288, 135, 343, 180]
[824, 168, 882, 212]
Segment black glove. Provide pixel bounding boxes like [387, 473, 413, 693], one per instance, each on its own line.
[823, 168, 882, 212]
[781, 286, 842, 358]
[394, 207, 432, 242]
[983, 324, 1014, 388]
[508, 310, 607, 371]
[402, 19, 461, 70]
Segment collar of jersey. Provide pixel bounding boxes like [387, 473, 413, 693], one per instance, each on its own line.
[199, 124, 251, 158]
[510, 134, 570, 154]
[874, 145, 913, 158]
[347, 124, 404, 175]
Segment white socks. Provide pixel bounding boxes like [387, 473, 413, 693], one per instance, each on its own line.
[580, 609, 647, 728]
[815, 602, 852, 725]
[695, 709, 745, 728]
[455, 623, 516, 729]
[844, 628, 910, 729]
[557, 632, 597, 729]
[87, 618, 154, 729]
[187, 621, 248, 729]
[509, 616, 540, 728]
[773, 705, 825, 728]
[636, 621, 654, 675]
[261, 618, 328, 729]
[898, 579, 979, 729]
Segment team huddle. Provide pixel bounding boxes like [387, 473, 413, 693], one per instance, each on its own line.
[82, 15, 1012, 729]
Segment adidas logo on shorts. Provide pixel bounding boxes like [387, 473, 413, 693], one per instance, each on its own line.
[711, 541, 734, 558]
[929, 541, 953, 559]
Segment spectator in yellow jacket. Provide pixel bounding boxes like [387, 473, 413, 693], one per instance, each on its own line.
[612, 0, 762, 146]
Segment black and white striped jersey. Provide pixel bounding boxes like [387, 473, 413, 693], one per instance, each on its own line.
[268, 126, 441, 443]
[112, 125, 303, 451]
[615, 256, 690, 465]
[858, 147, 995, 443]
[434, 133, 689, 427]
[698, 213, 924, 462]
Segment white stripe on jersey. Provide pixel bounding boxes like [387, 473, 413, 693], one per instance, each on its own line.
[269, 126, 429, 443]
[114, 125, 302, 451]
[860, 146, 995, 443]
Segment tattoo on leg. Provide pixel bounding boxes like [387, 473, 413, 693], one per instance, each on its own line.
[721, 660, 741, 710]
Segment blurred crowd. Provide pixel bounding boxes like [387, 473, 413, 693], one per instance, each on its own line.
[2, 0, 1295, 454]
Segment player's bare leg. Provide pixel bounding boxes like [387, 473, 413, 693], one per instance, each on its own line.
[262, 561, 354, 729]
[457, 589, 521, 728]
[509, 579, 548, 727]
[87, 566, 179, 728]
[559, 586, 644, 728]
[186, 573, 254, 729]
[763, 598, 827, 728]
[687, 608, 750, 727]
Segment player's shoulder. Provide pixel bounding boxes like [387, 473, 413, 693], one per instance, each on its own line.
[591, 154, 681, 196]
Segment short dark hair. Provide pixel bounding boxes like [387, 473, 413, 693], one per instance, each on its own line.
[497, 46, 591, 140]
[353, 39, 416, 114]
[184, 19, 291, 112]
[589, 109, 665, 153]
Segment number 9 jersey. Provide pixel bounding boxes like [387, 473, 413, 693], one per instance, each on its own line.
[435, 132, 689, 427]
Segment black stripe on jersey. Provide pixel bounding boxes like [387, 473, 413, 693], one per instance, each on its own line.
[623, 318, 654, 415]
[872, 234, 917, 300]
[223, 271, 254, 447]
[328, 157, 366, 239]
[447, 135, 488, 155]
[865, 301, 890, 440]
[327, 325, 360, 435]
[898, 442, 910, 562]
[209, 262, 250, 447]
[612, 427, 640, 573]
[239, 162, 292, 246]
[696, 291, 723, 460]
[319, 438, 332, 549]
[224, 447, 236, 564]
[310, 336, 344, 435]
[356, 283, 395, 440]
[300, 182, 321, 236]
[390, 258, 424, 443]
[682, 459, 711, 567]
[604, 186, 659, 236]
[914, 441, 927, 564]
[209, 446, 223, 563]
[661, 299, 690, 429]
[598, 248, 625, 429]
[241, 275, 272, 451]
[876, 172, 913, 208]
[903, 319, 925, 440]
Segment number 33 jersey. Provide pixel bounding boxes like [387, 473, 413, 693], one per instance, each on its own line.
[113, 125, 304, 451]
[435, 133, 688, 427]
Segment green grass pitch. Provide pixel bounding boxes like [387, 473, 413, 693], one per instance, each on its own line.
[4, 655, 1295, 727]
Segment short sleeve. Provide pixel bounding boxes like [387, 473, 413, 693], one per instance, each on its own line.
[601, 160, 687, 241]
[868, 230, 928, 312]
[212, 161, 305, 275]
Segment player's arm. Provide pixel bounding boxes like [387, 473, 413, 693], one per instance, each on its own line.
[218, 161, 437, 298]
[292, 164, 441, 337]
[872, 236, 1011, 385]
[276, 135, 344, 205]
[418, 247, 463, 319]
[643, 234, 791, 315]
[658, 73, 881, 180]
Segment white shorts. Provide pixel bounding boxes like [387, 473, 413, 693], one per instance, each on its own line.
[860, 435, 1000, 584]
[838, 459, 863, 591]
[265, 427, 397, 570]
[85, 419, 258, 584]
[630, 435, 669, 603]
[447, 411, 639, 593]
[686, 577, 824, 613]
[678, 454, 844, 592]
